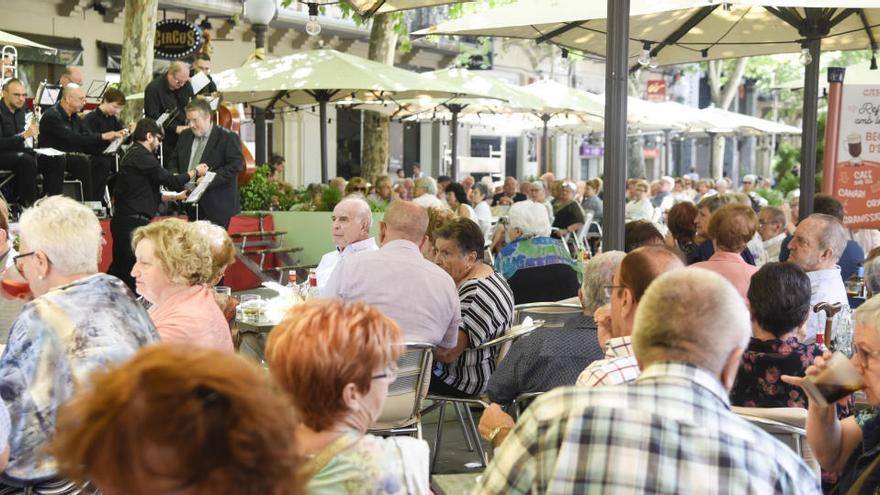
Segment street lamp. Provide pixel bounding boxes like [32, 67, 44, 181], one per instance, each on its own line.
[243, 0, 277, 166]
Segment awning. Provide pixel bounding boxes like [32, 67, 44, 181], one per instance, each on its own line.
[6, 31, 82, 65]
[97, 41, 169, 74]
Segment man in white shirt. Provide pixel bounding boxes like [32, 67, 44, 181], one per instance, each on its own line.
[758, 206, 788, 262]
[788, 213, 850, 343]
[314, 197, 378, 291]
[412, 176, 444, 209]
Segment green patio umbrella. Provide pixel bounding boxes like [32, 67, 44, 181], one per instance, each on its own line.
[213, 49, 492, 181]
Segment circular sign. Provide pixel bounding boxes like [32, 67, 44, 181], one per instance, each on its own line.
[154, 19, 203, 59]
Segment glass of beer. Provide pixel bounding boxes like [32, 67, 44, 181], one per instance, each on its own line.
[847, 133, 863, 165]
[239, 294, 263, 323]
[801, 352, 865, 407]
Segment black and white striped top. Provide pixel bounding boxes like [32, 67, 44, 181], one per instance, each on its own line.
[435, 271, 514, 396]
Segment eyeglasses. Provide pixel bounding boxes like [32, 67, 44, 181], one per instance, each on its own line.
[13, 251, 36, 274]
[372, 363, 399, 381]
[352, 187, 367, 192]
[603, 285, 627, 299]
[758, 220, 779, 227]
[854, 343, 880, 369]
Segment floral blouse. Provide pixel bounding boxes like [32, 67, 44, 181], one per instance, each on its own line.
[730, 336, 823, 408]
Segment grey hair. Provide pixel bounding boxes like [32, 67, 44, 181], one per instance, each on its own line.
[581, 251, 626, 314]
[865, 257, 880, 297]
[415, 176, 437, 195]
[809, 213, 848, 262]
[855, 294, 880, 332]
[529, 181, 546, 192]
[473, 182, 490, 198]
[19, 196, 102, 276]
[632, 268, 750, 375]
[507, 200, 551, 238]
[337, 196, 373, 230]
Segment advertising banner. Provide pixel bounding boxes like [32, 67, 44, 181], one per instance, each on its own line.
[833, 82, 880, 229]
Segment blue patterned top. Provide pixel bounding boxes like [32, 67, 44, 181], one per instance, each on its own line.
[495, 236, 579, 281]
[0, 273, 159, 480]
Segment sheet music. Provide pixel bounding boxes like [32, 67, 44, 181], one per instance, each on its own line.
[184, 171, 216, 204]
[34, 148, 64, 156]
[156, 109, 176, 127]
[190, 72, 211, 95]
[86, 80, 109, 101]
[103, 138, 123, 155]
[38, 84, 60, 106]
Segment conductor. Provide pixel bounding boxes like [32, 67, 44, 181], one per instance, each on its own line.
[107, 118, 207, 289]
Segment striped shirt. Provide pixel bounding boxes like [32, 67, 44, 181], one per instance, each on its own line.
[434, 272, 514, 396]
[576, 335, 641, 387]
[477, 362, 822, 495]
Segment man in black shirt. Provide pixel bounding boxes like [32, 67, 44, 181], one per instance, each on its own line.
[39, 85, 125, 202]
[144, 62, 193, 167]
[83, 87, 129, 203]
[191, 53, 217, 95]
[492, 176, 528, 206]
[107, 118, 206, 289]
[0, 79, 62, 206]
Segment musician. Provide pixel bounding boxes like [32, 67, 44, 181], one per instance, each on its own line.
[108, 118, 207, 290]
[0, 78, 64, 206]
[58, 66, 83, 87]
[144, 62, 193, 167]
[167, 99, 242, 229]
[82, 87, 128, 203]
[39, 85, 125, 201]
[191, 53, 217, 95]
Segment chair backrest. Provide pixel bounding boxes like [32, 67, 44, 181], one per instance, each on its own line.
[514, 302, 583, 328]
[508, 264, 580, 304]
[372, 343, 434, 431]
[731, 406, 819, 476]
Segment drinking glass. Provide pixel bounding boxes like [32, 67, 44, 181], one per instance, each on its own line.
[239, 294, 263, 323]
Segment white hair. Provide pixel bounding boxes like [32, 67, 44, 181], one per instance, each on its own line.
[581, 251, 626, 314]
[632, 268, 750, 375]
[414, 176, 437, 195]
[19, 196, 101, 276]
[507, 200, 551, 238]
[660, 176, 675, 187]
[866, 257, 880, 296]
[855, 294, 880, 332]
[337, 196, 373, 230]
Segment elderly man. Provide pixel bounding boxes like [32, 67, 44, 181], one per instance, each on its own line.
[788, 213, 850, 343]
[461, 174, 475, 196]
[412, 176, 444, 209]
[366, 175, 393, 206]
[314, 197, 378, 291]
[576, 245, 684, 386]
[492, 176, 527, 206]
[144, 61, 193, 162]
[0, 79, 64, 205]
[758, 206, 788, 262]
[867, 255, 880, 298]
[58, 66, 83, 87]
[651, 175, 674, 209]
[40, 85, 125, 201]
[478, 251, 626, 442]
[323, 201, 460, 348]
[477, 269, 821, 494]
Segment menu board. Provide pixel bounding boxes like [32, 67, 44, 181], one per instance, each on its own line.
[833, 83, 880, 229]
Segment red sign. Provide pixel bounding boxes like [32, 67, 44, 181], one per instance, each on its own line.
[834, 161, 880, 229]
[647, 79, 666, 102]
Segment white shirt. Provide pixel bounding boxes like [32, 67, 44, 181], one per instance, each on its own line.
[625, 198, 654, 222]
[412, 193, 444, 209]
[801, 267, 849, 343]
[762, 233, 787, 263]
[474, 201, 492, 236]
[314, 237, 378, 292]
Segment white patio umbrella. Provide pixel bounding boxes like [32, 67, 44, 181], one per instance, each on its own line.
[345, 0, 473, 17]
[0, 30, 57, 52]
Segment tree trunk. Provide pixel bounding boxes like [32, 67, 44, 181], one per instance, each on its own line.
[361, 14, 399, 182]
[706, 58, 748, 181]
[120, 0, 159, 125]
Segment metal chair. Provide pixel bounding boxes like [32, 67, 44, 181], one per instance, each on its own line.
[509, 391, 543, 420]
[513, 301, 583, 328]
[370, 343, 435, 439]
[731, 406, 819, 476]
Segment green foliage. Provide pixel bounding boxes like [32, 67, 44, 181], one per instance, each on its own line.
[754, 187, 784, 206]
[773, 143, 801, 196]
[241, 165, 383, 212]
[320, 186, 343, 211]
[240, 165, 275, 211]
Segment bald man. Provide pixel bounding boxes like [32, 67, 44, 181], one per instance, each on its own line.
[322, 200, 461, 349]
[58, 66, 83, 87]
[39, 85, 125, 201]
[144, 61, 193, 162]
[314, 197, 378, 291]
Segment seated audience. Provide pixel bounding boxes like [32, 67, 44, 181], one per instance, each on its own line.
[495, 201, 580, 303]
[482, 250, 625, 437]
[866, 250, 880, 298]
[665, 201, 699, 260]
[192, 220, 237, 322]
[266, 299, 429, 494]
[492, 176, 527, 206]
[580, 178, 603, 223]
[421, 206, 456, 262]
[692, 203, 759, 302]
[412, 176, 444, 209]
[730, 262, 821, 407]
[624, 180, 653, 222]
[0, 196, 158, 490]
[131, 218, 233, 352]
[784, 295, 880, 493]
[551, 181, 585, 239]
[576, 246, 683, 387]
[446, 182, 475, 220]
[367, 175, 393, 206]
[268, 153, 286, 182]
[432, 218, 514, 398]
[344, 176, 368, 196]
[477, 269, 820, 493]
[787, 213, 849, 343]
[315, 197, 378, 291]
[323, 201, 460, 350]
[690, 193, 755, 265]
[469, 182, 493, 236]
[758, 206, 788, 262]
[527, 181, 554, 225]
[53, 345, 302, 495]
[624, 220, 664, 253]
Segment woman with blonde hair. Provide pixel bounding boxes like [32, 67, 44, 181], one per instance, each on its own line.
[53, 344, 303, 495]
[131, 218, 232, 351]
[266, 299, 430, 494]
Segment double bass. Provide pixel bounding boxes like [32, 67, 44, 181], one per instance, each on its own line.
[215, 101, 256, 187]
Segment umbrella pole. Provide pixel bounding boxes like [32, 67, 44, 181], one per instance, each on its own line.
[602, 0, 629, 252]
[541, 114, 550, 175]
[799, 37, 821, 222]
[451, 106, 460, 180]
[320, 99, 329, 183]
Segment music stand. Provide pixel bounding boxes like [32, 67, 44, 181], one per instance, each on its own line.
[85, 80, 109, 103]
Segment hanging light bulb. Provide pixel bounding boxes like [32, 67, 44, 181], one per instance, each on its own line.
[305, 2, 321, 36]
[638, 41, 652, 67]
[799, 44, 813, 66]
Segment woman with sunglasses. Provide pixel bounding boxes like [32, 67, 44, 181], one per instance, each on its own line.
[108, 117, 207, 290]
[266, 299, 430, 494]
[0, 196, 158, 493]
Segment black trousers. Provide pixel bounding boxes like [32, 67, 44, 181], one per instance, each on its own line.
[87, 154, 115, 203]
[0, 151, 64, 206]
[107, 214, 150, 291]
